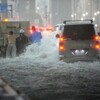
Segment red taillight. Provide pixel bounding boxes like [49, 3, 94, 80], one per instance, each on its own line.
[39, 27, 45, 32]
[59, 46, 64, 51]
[95, 45, 100, 49]
[60, 37, 64, 42]
[95, 44, 100, 49]
[59, 36, 64, 51]
[46, 26, 53, 31]
[95, 35, 99, 41]
[94, 35, 100, 49]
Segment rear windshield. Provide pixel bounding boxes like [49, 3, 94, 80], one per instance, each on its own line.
[63, 24, 95, 40]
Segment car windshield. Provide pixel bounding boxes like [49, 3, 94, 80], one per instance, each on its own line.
[63, 24, 95, 40]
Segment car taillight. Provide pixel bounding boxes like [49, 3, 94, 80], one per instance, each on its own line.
[95, 41, 100, 49]
[60, 37, 64, 42]
[59, 45, 64, 51]
[94, 35, 100, 50]
[39, 27, 45, 32]
[46, 26, 53, 31]
[59, 36, 64, 51]
[95, 44, 100, 49]
[94, 35, 99, 41]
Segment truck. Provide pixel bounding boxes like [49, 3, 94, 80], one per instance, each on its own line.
[0, 21, 30, 57]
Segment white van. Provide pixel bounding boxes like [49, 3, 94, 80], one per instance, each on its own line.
[56, 20, 100, 62]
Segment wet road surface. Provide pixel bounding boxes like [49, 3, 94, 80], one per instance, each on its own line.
[0, 60, 100, 100]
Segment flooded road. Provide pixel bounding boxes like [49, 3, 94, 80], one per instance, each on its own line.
[0, 33, 100, 100]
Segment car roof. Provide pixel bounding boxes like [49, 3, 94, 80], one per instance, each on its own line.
[63, 20, 94, 25]
[64, 23, 94, 26]
[55, 23, 65, 26]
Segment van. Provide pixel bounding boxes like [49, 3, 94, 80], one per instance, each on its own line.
[57, 20, 100, 62]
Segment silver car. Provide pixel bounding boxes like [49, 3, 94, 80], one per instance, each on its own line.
[57, 20, 100, 62]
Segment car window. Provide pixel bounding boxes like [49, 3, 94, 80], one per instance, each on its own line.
[54, 25, 59, 31]
[59, 25, 64, 30]
[63, 24, 95, 40]
[54, 24, 64, 32]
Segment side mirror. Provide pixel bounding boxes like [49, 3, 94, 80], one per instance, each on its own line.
[56, 34, 60, 38]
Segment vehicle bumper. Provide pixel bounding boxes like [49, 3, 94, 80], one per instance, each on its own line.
[59, 55, 100, 63]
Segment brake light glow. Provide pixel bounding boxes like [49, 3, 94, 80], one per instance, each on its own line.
[59, 36, 65, 51]
[60, 37, 64, 42]
[29, 29, 33, 34]
[94, 35, 100, 49]
[95, 44, 100, 49]
[59, 46, 64, 51]
[46, 26, 53, 31]
[95, 35, 99, 41]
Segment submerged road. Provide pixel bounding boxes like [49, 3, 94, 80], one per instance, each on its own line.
[0, 59, 100, 100]
[0, 36, 100, 100]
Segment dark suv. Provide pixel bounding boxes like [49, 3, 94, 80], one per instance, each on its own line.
[57, 20, 100, 62]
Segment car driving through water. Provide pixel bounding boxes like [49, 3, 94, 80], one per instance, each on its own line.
[56, 20, 100, 62]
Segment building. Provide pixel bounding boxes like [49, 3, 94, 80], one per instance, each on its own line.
[0, 0, 8, 20]
[0, 0, 43, 26]
[50, 0, 72, 25]
[15, 0, 43, 26]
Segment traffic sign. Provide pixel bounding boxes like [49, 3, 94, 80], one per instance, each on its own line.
[0, 3, 8, 12]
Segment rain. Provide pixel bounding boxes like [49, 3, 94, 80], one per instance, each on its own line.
[0, 0, 100, 100]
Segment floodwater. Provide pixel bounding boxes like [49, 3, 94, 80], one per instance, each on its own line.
[0, 32, 100, 100]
